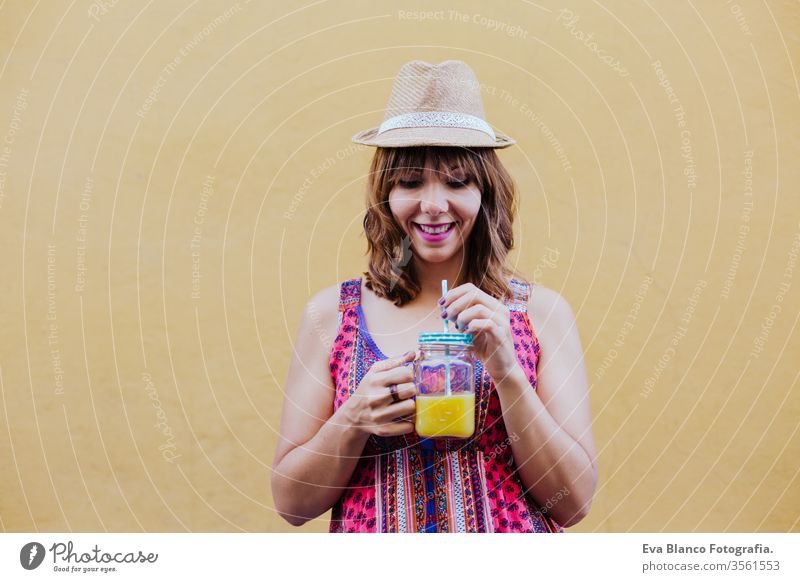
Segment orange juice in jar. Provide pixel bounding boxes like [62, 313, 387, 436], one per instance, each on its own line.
[413, 332, 476, 438]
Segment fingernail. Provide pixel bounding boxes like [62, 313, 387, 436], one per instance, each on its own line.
[440, 310, 447, 318]
[438, 297, 445, 305]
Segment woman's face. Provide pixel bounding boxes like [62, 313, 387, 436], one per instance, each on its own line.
[388, 160, 482, 262]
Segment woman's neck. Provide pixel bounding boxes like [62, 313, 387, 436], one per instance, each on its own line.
[414, 254, 467, 301]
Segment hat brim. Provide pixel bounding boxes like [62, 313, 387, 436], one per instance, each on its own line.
[352, 126, 515, 149]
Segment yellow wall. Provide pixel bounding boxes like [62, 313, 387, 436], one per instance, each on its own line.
[0, 0, 798, 532]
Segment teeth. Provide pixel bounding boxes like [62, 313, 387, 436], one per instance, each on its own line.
[418, 223, 452, 234]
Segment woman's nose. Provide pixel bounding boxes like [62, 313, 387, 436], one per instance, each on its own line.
[418, 183, 448, 215]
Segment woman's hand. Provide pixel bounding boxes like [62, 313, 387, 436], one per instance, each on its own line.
[342, 351, 417, 437]
[440, 283, 520, 382]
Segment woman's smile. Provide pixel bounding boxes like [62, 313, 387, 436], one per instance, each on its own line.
[412, 221, 457, 242]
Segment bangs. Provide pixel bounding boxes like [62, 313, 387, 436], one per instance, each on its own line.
[382, 147, 486, 190]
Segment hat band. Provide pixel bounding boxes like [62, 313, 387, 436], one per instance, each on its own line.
[377, 111, 496, 140]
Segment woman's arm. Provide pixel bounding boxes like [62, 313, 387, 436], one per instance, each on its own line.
[493, 287, 597, 528]
[271, 285, 417, 527]
[271, 285, 369, 526]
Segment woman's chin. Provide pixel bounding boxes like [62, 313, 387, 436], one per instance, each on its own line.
[411, 246, 459, 264]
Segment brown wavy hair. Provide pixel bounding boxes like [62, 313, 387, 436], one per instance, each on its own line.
[362, 146, 528, 306]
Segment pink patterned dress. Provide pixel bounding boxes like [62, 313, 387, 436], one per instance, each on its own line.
[328, 277, 564, 533]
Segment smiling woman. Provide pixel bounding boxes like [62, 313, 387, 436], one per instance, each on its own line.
[364, 145, 519, 307]
[272, 60, 597, 533]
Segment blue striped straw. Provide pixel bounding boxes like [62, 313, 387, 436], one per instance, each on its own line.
[442, 279, 451, 396]
[441, 279, 448, 333]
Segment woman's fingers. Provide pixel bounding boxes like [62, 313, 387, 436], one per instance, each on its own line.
[374, 420, 415, 437]
[376, 395, 416, 422]
[378, 362, 415, 384]
[375, 371, 416, 403]
[453, 304, 504, 331]
[440, 282, 489, 310]
[351, 351, 419, 437]
[444, 294, 508, 331]
[369, 350, 415, 374]
[385, 383, 417, 407]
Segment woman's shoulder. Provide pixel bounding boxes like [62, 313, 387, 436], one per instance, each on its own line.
[527, 284, 576, 335]
[306, 277, 362, 316]
[310, 282, 342, 306]
[308, 280, 349, 313]
[295, 281, 353, 353]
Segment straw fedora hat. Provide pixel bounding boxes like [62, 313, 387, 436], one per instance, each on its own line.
[352, 59, 515, 149]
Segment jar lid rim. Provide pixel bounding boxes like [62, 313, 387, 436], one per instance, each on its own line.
[418, 332, 474, 346]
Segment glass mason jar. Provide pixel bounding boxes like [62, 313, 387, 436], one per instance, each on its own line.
[413, 332, 476, 439]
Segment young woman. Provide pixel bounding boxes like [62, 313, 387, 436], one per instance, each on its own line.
[272, 60, 597, 532]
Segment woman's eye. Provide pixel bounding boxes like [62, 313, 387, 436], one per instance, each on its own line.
[447, 180, 468, 188]
[398, 180, 422, 188]
[397, 177, 471, 189]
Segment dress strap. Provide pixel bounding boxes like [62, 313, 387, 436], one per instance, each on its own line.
[506, 278, 530, 313]
[338, 277, 362, 312]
